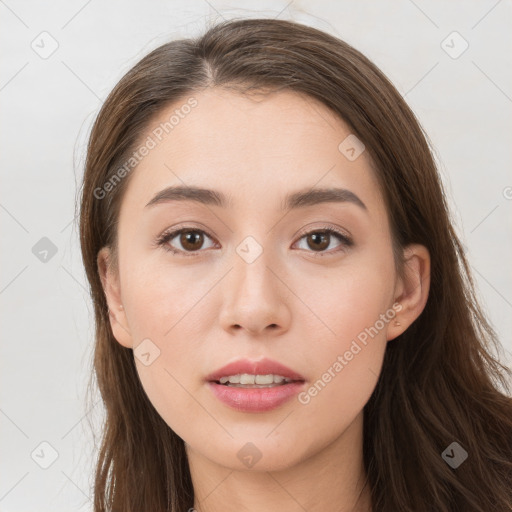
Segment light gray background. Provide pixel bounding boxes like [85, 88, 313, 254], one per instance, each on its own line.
[1, 1, 511, 510]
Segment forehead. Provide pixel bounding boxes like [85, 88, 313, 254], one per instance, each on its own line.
[119, 87, 385, 219]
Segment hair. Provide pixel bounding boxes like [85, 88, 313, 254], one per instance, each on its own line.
[78, 17, 512, 512]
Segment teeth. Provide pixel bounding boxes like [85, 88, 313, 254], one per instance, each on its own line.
[240, 374, 255, 385]
[218, 373, 292, 385]
[255, 374, 275, 385]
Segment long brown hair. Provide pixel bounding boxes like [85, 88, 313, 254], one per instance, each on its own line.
[78, 17, 512, 511]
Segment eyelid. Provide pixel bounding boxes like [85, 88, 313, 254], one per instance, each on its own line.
[293, 222, 352, 244]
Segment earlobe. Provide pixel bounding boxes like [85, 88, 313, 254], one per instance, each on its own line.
[387, 244, 431, 341]
[97, 247, 133, 348]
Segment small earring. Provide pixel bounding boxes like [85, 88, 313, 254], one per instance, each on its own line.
[119, 304, 124, 310]
[394, 320, 401, 326]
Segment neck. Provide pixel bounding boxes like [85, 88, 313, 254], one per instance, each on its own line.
[186, 412, 372, 512]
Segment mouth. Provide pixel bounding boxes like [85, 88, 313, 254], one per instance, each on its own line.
[205, 357, 306, 384]
[212, 373, 304, 388]
[205, 358, 306, 412]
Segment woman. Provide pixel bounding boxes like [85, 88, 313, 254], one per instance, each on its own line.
[78, 17, 512, 512]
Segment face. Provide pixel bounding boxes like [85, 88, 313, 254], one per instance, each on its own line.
[99, 87, 427, 472]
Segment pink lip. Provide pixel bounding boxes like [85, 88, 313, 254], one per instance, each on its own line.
[205, 358, 306, 413]
[207, 381, 305, 412]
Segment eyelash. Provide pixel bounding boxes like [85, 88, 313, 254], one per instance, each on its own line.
[154, 224, 353, 259]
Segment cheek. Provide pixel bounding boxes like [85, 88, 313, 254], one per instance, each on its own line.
[121, 255, 218, 341]
[294, 250, 395, 344]
[294, 291, 389, 443]
[119, 261, 218, 436]
[293, 252, 393, 414]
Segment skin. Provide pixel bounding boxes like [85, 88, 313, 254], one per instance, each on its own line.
[98, 87, 430, 512]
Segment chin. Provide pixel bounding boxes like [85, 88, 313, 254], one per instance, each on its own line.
[202, 434, 311, 473]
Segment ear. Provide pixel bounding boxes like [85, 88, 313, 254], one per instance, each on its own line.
[97, 246, 133, 348]
[387, 244, 430, 342]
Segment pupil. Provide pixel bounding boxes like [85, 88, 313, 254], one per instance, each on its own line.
[182, 231, 203, 250]
[309, 232, 329, 251]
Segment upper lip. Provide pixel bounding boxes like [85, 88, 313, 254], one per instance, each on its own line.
[205, 357, 306, 382]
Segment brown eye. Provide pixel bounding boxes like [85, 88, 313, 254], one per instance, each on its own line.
[294, 227, 353, 256]
[156, 228, 216, 256]
[306, 231, 330, 251]
[179, 231, 204, 251]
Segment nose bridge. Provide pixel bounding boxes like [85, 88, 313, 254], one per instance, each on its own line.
[233, 240, 273, 298]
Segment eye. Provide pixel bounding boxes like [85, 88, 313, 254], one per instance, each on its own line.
[155, 227, 217, 256]
[293, 225, 353, 256]
[155, 224, 353, 258]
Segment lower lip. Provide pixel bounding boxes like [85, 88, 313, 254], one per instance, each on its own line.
[207, 381, 305, 412]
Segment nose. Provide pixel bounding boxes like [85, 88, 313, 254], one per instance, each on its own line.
[218, 247, 291, 337]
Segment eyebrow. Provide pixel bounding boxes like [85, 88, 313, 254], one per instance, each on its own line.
[145, 185, 367, 212]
